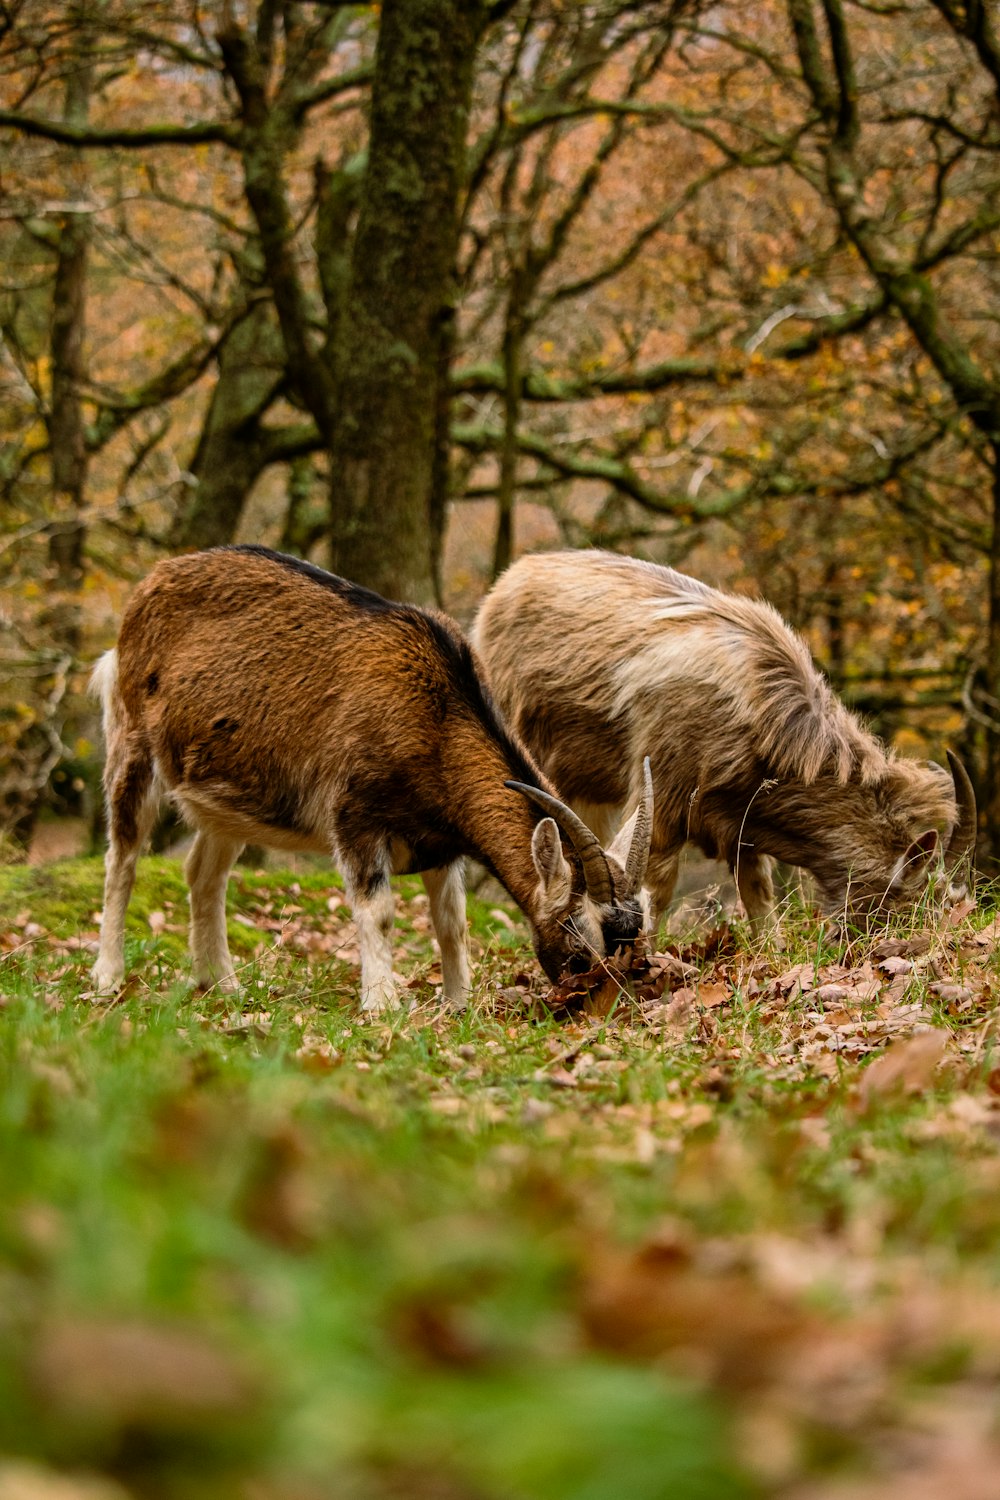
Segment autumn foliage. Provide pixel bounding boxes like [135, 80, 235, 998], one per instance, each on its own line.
[0, 0, 996, 864]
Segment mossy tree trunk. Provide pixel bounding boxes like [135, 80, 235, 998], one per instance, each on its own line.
[327, 0, 489, 605]
[9, 6, 94, 845]
[170, 296, 286, 552]
[980, 454, 1000, 876]
[46, 7, 93, 649]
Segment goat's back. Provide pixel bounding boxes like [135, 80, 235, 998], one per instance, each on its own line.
[121, 546, 477, 734]
[473, 549, 885, 801]
[114, 547, 538, 856]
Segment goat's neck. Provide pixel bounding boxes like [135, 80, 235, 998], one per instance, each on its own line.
[443, 735, 551, 919]
[738, 778, 870, 872]
[461, 787, 548, 920]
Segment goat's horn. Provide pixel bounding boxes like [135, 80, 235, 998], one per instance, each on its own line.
[505, 780, 614, 904]
[944, 749, 978, 869]
[623, 755, 654, 896]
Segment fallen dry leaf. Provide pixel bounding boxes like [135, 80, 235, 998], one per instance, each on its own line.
[858, 1030, 949, 1109]
[580, 1235, 818, 1390]
[389, 1292, 494, 1371]
[871, 936, 931, 960]
[239, 1123, 321, 1251]
[30, 1317, 259, 1430]
[789, 1451, 1000, 1500]
[0, 1460, 129, 1500]
[775, 964, 816, 1001]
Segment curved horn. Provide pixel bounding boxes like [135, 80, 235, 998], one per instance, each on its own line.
[944, 749, 978, 868]
[505, 780, 613, 903]
[623, 756, 654, 896]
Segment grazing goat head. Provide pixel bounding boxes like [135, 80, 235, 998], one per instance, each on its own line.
[509, 754, 653, 978]
[90, 546, 653, 1010]
[472, 549, 977, 937]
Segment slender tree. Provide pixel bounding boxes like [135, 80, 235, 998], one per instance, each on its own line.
[327, 0, 491, 602]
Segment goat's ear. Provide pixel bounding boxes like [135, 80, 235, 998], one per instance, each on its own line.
[896, 828, 940, 886]
[606, 805, 640, 871]
[531, 817, 573, 909]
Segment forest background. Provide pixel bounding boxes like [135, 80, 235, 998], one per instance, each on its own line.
[2, 0, 1000, 878]
[6, 9, 1000, 1496]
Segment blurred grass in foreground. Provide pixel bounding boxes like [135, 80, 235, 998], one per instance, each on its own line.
[1, 856, 1000, 1498]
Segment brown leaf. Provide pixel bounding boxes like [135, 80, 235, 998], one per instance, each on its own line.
[30, 1318, 259, 1431]
[294, 1034, 341, 1071]
[877, 955, 914, 976]
[676, 925, 738, 965]
[533, 1067, 578, 1089]
[581, 1238, 816, 1390]
[871, 935, 931, 960]
[428, 1095, 464, 1115]
[929, 983, 975, 1005]
[542, 948, 637, 1012]
[858, 1030, 949, 1108]
[776, 964, 816, 1000]
[0, 1459, 129, 1500]
[390, 1294, 493, 1371]
[581, 972, 625, 1018]
[670, 985, 698, 1010]
[815, 983, 852, 1005]
[238, 1124, 320, 1251]
[697, 981, 731, 1010]
[216, 1011, 272, 1036]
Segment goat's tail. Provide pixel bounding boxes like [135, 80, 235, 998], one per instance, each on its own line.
[90, 649, 122, 747]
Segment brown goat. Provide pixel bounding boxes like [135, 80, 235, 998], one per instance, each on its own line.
[91, 546, 653, 1009]
[472, 549, 977, 934]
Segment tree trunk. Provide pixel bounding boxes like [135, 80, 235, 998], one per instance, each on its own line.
[977, 451, 1000, 877]
[10, 6, 93, 845]
[171, 298, 284, 551]
[328, 0, 487, 604]
[280, 455, 325, 557]
[45, 15, 93, 650]
[491, 298, 523, 582]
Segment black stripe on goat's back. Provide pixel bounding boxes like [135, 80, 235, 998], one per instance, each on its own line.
[446, 626, 543, 790]
[224, 545, 543, 789]
[224, 544, 398, 617]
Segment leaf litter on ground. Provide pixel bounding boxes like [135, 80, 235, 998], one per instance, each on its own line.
[1, 855, 1000, 1497]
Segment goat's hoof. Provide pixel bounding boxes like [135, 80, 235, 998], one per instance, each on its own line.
[90, 962, 124, 994]
[190, 969, 240, 994]
[360, 991, 408, 1016]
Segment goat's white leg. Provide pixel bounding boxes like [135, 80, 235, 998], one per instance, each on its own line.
[423, 861, 471, 1008]
[186, 831, 244, 990]
[644, 847, 681, 938]
[92, 765, 159, 993]
[343, 857, 398, 1012]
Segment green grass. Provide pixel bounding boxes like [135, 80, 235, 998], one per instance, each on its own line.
[2, 855, 1000, 1497]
